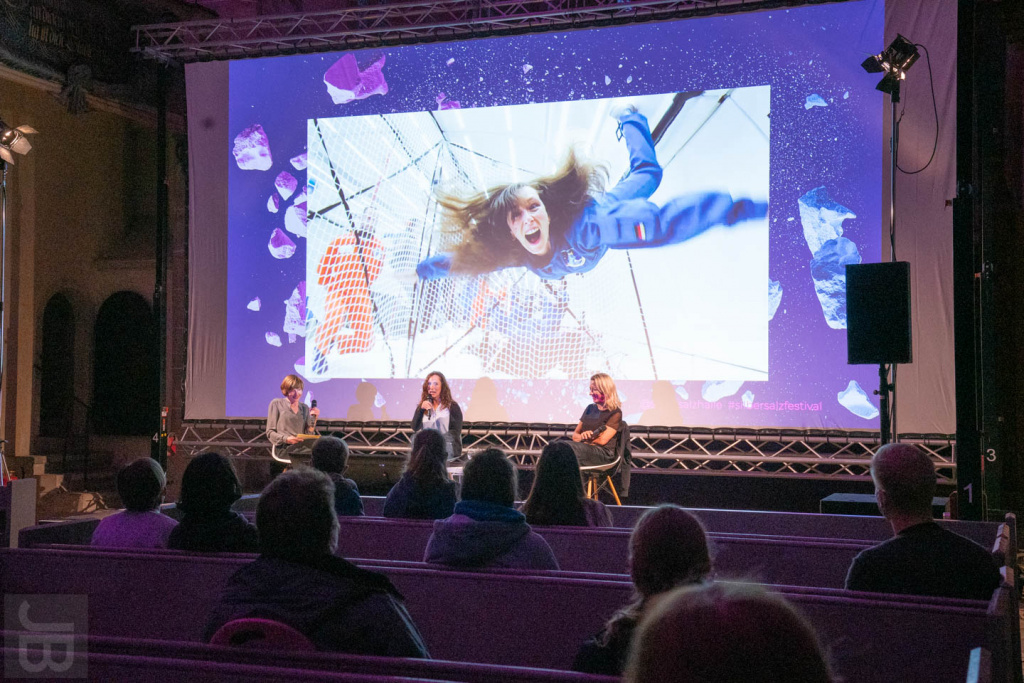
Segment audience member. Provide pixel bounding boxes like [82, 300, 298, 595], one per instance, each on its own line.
[203, 469, 429, 656]
[424, 448, 558, 570]
[573, 504, 711, 675]
[523, 441, 612, 527]
[168, 451, 259, 553]
[625, 582, 833, 683]
[845, 442, 1001, 600]
[91, 457, 177, 548]
[311, 436, 364, 517]
[383, 429, 458, 519]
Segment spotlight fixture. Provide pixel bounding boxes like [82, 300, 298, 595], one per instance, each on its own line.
[0, 119, 38, 164]
[861, 34, 920, 96]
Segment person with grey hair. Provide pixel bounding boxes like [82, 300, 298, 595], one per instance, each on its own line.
[202, 468, 428, 656]
[844, 443, 1001, 600]
[91, 457, 177, 548]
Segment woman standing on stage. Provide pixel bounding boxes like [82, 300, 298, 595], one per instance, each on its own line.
[267, 374, 320, 463]
[568, 373, 622, 467]
[412, 371, 463, 461]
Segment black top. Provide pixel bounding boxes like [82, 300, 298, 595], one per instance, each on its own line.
[382, 473, 458, 520]
[572, 616, 637, 676]
[579, 405, 622, 451]
[845, 521, 1002, 601]
[203, 554, 428, 657]
[167, 510, 260, 553]
[411, 401, 463, 460]
[325, 473, 364, 517]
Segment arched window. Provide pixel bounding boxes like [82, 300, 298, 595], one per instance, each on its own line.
[39, 294, 75, 437]
[92, 292, 158, 436]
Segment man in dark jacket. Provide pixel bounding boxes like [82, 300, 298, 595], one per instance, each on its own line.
[203, 468, 429, 656]
[845, 443, 1001, 601]
[312, 436, 364, 516]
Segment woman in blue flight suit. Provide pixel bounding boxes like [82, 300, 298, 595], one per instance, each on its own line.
[417, 106, 768, 281]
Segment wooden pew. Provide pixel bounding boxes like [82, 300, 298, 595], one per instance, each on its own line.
[0, 547, 1015, 682]
[19, 515, 870, 588]
[1, 633, 616, 683]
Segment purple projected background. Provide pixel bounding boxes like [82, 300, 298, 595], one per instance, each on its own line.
[226, 1, 884, 428]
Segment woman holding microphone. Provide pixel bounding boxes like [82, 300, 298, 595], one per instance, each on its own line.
[412, 371, 463, 461]
[266, 374, 321, 465]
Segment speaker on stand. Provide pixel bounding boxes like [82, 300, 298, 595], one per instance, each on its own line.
[846, 262, 912, 444]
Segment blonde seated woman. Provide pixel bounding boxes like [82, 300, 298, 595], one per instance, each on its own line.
[266, 374, 321, 465]
[567, 373, 622, 467]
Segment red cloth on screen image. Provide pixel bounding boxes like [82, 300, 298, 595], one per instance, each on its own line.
[315, 231, 385, 356]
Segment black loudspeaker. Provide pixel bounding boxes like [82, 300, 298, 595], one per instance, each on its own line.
[846, 262, 912, 364]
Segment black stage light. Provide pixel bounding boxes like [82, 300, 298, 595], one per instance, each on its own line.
[861, 34, 920, 96]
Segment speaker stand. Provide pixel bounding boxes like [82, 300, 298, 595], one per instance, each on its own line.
[877, 363, 895, 444]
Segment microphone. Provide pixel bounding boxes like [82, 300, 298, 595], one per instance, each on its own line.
[310, 399, 318, 432]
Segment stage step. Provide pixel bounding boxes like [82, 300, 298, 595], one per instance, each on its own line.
[10, 455, 47, 478]
[37, 489, 108, 519]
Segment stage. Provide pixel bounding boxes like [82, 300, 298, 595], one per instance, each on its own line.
[178, 421, 956, 512]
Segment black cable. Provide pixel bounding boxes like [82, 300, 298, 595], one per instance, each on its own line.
[897, 43, 938, 175]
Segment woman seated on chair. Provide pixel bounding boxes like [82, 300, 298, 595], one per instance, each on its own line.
[267, 374, 320, 466]
[567, 373, 622, 467]
[573, 505, 713, 676]
[523, 441, 612, 527]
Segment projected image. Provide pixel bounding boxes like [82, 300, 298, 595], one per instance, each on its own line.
[220, 1, 886, 427]
[304, 90, 769, 383]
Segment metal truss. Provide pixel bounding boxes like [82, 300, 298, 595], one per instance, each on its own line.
[132, 0, 831, 62]
[176, 420, 956, 483]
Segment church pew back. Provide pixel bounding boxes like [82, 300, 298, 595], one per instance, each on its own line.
[0, 547, 1013, 682]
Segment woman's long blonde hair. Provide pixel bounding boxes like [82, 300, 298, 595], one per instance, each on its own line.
[436, 149, 607, 275]
[591, 372, 621, 412]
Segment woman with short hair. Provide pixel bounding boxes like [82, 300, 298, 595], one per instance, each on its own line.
[266, 374, 321, 465]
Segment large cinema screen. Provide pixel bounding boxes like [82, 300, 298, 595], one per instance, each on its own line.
[194, 0, 888, 428]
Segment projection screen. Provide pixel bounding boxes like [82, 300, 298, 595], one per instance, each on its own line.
[185, 0, 959, 432]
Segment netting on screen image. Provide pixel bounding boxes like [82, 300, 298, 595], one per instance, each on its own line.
[304, 88, 769, 382]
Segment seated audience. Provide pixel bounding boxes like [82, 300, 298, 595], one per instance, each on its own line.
[845, 442, 1001, 600]
[383, 429, 458, 520]
[424, 448, 558, 570]
[624, 582, 833, 683]
[203, 469, 429, 657]
[168, 451, 259, 553]
[91, 457, 177, 548]
[573, 505, 711, 675]
[311, 436, 364, 517]
[523, 441, 612, 527]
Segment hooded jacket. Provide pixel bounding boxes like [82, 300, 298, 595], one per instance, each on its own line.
[202, 554, 428, 657]
[423, 500, 559, 570]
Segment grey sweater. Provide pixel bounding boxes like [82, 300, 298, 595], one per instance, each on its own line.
[266, 397, 313, 446]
